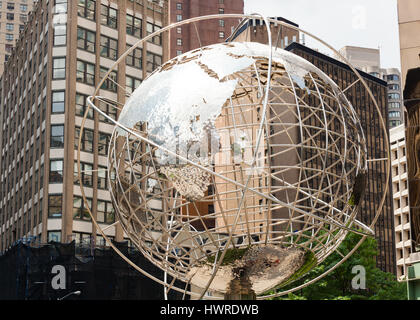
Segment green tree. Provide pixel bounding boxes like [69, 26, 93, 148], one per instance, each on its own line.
[271, 232, 407, 300]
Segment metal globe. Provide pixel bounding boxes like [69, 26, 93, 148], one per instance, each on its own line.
[105, 41, 368, 297]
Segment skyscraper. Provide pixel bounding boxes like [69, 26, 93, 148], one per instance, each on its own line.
[286, 42, 396, 274]
[338, 46, 404, 128]
[0, 0, 35, 75]
[0, 0, 169, 252]
[168, 0, 244, 58]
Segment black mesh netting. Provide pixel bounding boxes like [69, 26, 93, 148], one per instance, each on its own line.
[0, 241, 186, 300]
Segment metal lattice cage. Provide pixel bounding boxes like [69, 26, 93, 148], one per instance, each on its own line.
[78, 14, 389, 300]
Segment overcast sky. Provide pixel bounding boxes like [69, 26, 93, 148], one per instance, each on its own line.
[244, 0, 401, 70]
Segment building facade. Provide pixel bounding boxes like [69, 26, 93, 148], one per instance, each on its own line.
[338, 46, 404, 128]
[0, 0, 35, 75]
[0, 0, 169, 252]
[168, 0, 243, 58]
[390, 124, 412, 279]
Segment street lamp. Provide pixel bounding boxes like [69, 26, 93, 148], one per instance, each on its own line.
[57, 290, 81, 300]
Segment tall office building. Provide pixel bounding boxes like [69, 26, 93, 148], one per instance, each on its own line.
[338, 46, 404, 128]
[286, 43, 396, 274]
[168, 0, 244, 58]
[0, 0, 35, 75]
[0, 0, 169, 252]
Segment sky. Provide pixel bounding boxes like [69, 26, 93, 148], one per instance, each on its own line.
[244, 0, 401, 70]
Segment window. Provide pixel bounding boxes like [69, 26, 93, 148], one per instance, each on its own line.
[5, 33, 13, 41]
[7, 2, 14, 10]
[389, 102, 401, 109]
[97, 166, 108, 190]
[50, 125, 64, 148]
[390, 120, 402, 127]
[388, 93, 400, 100]
[48, 231, 62, 242]
[98, 100, 118, 122]
[77, 27, 95, 53]
[49, 195, 62, 217]
[126, 47, 142, 69]
[176, 38, 182, 46]
[54, 24, 67, 46]
[100, 35, 118, 60]
[387, 74, 400, 81]
[78, 0, 95, 21]
[74, 161, 93, 187]
[176, 27, 182, 34]
[176, 14, 182, 22]
[146, 52, 162, 72]
[219, 31, 225, 39]
[176, 3, 182, 10]
[98, 132, 111, 155]
[6, 23, 14, 31]
[219, 8, 224, 14]
[73, 196, 92, 220]
[176, 50, 183, 56]
[75, 127, 94, 152]
[126, 75, 141, 94]
[126, 14, 142, 38]
[100, 67, 117, 92]
[388, 84, 400, 90]
[49, 159, 64, 183]
[101, 4, 117, 29]
[76, 60, 95, 85]
[54, 0, 67, 14]
[52, 91, 65, 113]
[219, 19, 224, 27]
[97, 200, 115, 224]
[389, 111, 401, 118]
[20, 4, 27, 11]
[52, 57, 66, 79]
[147, 22, 162, 45]
[6, 13, 14, 20]
[75, 93, 94, 119]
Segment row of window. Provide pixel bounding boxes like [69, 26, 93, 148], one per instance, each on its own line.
[48, 194, 115, 224]
[388, 93, 400, 100]
[74, 127, 111, 154]
[77, 27, 152, 71]
[389, 111, 401, 119]
[49, 158, 115, 190]
[0, 2, 28, 11]
[77, 0, 158, 41]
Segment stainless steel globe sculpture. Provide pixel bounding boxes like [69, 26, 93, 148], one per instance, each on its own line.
[79, 15, 390, 300]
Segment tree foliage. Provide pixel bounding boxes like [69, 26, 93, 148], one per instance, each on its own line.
[270, 232, 407, 300]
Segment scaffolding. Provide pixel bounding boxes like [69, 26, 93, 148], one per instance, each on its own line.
[0, 240, 185, 300]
